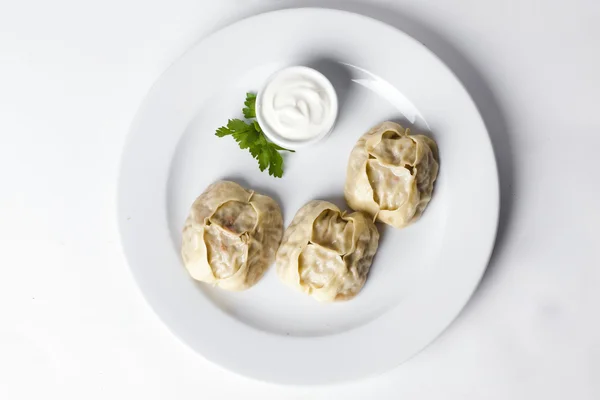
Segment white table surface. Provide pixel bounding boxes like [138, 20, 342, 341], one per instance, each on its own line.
[1, 0, 598, 398]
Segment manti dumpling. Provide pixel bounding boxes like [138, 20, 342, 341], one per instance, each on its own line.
[345, 121, 439, 228]
[276, 200, 379, 302]
[181, 181, 283, 291]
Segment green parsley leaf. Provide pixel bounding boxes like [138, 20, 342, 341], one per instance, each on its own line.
[215, 125, 232, 137]
[214, 94, 294, 178]
[267, 146, 284, 178]
[252, 119, 262, 133]
[258, 147, 270, 171]
[248, 141, 261, 159]
[237, 128, 259, 149]
[243, 93, 257, 118]
[227, 118, 253, 134]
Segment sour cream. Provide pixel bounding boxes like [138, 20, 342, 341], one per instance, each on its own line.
[256, 66, 338, 149]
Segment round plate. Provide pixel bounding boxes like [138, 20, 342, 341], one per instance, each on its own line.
[118, 8, 498, 384]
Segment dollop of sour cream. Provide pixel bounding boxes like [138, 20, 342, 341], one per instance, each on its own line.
[257, 66, 338, 146]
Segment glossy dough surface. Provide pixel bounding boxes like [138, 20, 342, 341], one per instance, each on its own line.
[276, 200, 379, 302]
[181, 181, 283, 291]
[345, 121, 439, 228]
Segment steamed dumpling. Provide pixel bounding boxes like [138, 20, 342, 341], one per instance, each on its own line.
[345, 121, 439, 228]
[181, 181, 283, 291]
[276, 200, 379, 302]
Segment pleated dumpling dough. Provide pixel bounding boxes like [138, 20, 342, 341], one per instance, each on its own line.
[181, 181, 283, 291]
[345, 121, 439, 228]
[276, 200, 379, 302]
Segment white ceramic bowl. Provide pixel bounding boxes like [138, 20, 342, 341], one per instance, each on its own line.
[255, 66, 338, 150]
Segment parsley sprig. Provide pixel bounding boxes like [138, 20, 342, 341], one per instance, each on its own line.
[215, 93, 294, 178]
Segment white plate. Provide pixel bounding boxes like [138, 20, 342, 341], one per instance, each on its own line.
[118, 8, 498, 384]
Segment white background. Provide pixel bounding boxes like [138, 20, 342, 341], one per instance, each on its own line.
[1, 0, 599, 398]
